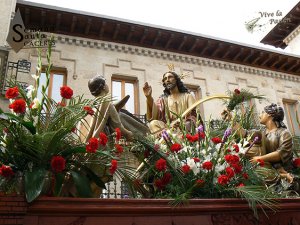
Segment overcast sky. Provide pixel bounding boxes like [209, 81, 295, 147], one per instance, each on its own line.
[24, 0, 299, 54]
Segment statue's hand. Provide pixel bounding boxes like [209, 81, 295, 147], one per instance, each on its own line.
[221, 109, 232, 121]
[143, 82, 152, 98]
[250, 156, 261, 164]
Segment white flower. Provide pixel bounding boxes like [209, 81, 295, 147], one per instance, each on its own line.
[215, 163, 226, 173]
[31, 74, 39, 80]
[237, 142, 247, 154]
[32, 116, 38, 126]
[186, 157, 200, 175]
[26, 85, 35, 99]
[31, 98, 40, 109]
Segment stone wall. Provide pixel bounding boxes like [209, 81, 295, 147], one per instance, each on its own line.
[2, 33, 300, 123]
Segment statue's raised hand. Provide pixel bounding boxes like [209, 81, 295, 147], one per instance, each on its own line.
[143, 82, 152, 98]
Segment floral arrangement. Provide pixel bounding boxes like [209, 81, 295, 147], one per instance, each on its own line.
[0, 36, 134, 202]
[133, 98, 283, 217]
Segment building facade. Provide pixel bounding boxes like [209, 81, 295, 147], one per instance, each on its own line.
[1, 0, 300, 137]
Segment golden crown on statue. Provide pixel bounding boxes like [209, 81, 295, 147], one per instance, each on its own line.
[166, 63, 190, 80]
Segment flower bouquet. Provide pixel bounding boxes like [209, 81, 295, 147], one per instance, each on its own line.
[0, 36, 134, 202]
[133, 103, 279, 217]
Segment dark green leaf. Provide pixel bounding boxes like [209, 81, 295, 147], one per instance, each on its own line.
[70, 170, 92, 197]
[24, 168, 48, 202]
[53, 172, 65, 196]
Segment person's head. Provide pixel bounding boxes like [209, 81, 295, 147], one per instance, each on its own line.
[88, 75, 108, 97]
[259, 103, 286, 128]
[162, 71, 189, 96]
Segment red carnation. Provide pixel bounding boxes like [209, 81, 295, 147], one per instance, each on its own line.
[109, 159, 118, 174]
[211, 137, 222, 144]
[0, 165, 14, 178]
[86, 137, 99, 153]
[60, 86, 73, 99]
[257, 159, 265, 167]
[193, 157, 200, 162]
[155, 158, 167, 171]
[170, 143, 181, 153]
[99, 132, 108, 146]
[202, 161, 213, 170]
[115, 144, 124, 154]
[83, 106, 94, 115]
[9, 99, 26, 114]
[115, 128, 121, 141]
[233, 144, 239, 153]
[217, 174, 229, 185]
[293, 158, 300, 168]
[182, 164, 191, 174]
[196, 179, 205, 187]
[5, 86, 19, 99]
[58, 102, 66, 107]
[51, 156, 66, 173]
[161, 172, 172, 185]
[237, 183, 245, 188]
[225, 154, 240, 165]
[231, 163, 243, 174]
[242, 173, 249, 180]
[154, 179, 164, 190]
[225, 167, 235, 178]
[234, 89, 240, 95]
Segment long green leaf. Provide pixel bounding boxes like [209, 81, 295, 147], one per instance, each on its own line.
[24, 168, 48, 202]
[70, 170, 92, 197]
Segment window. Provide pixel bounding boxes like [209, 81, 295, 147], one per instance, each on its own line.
[37, 68, 67, 102]
[111, 77, 138, 114]
[283, 100, 300, 136]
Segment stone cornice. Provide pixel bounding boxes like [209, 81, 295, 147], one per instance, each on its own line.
[55, 34, 300, 83]
[283, 25, 300, 45]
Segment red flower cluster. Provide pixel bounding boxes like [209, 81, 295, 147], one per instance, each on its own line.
[170, 143, 182, 153]
[60, 86, 73, 99]
[86, 137, 99, 153]
[9, 99, 26, 114]
[193, 157, 200, 162]
[225, 167, 235, 178]
[257, 159, 265, 167]
[57, 102, 66, 107]
[186, 132, 205, 142]
[196, 179, 205, 187]
[202, 161, 213, 170]
[109, 160, 117, 174]
[224, 154, 240, 165]
[0, 165, 14, 178]
[50, 156, 66, 173]
[181, 164, 191, 174]
[217, 174, 229, 185]
[232, 144, 239, 153]
[211, 137, 222, 144]
[115, 144, 124, 154]
[154, 172, 172, 190]
[293, 158, 300, 168]
[234, 89, 241, 95]
[83, 106, 94, 115]
[5, 86, 19, 99]
[99, 132, 108, 146]
[115, 128, 121, 141]
[155, 158, 167, 171]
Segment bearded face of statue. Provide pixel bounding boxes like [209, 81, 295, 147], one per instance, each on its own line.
[163, 72, 177, 90]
